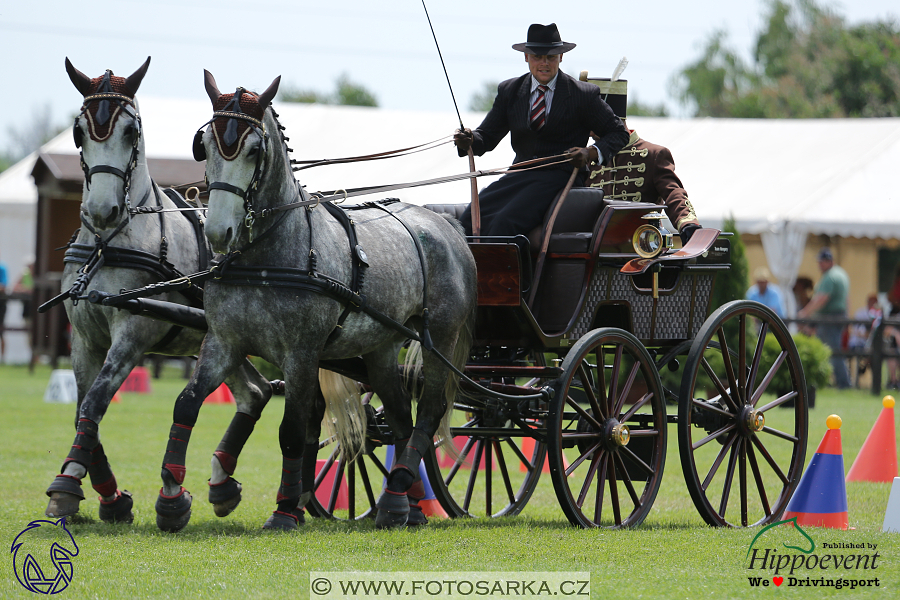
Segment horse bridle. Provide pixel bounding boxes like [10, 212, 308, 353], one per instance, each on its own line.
[74, 85, 143, 216]
[193, 88, 271, 238]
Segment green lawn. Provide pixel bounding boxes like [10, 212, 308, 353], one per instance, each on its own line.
[1, 363, 898, 599]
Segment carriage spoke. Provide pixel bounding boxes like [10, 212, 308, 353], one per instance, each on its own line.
[314, 450, 338, 490]
[718, 438, 741, 517]
[578, 363, 606, 421]
[609, 456, 622, 526]
[462, 440, 485, 512]
[505, 437, 535, 474]
[577, 450, 604, 507]
[485, 440, 493, 515]
[746, 441, 772, 518]
[366, 451, 390, 478]
[444, 435, 478, 486]
[357, 454, 379, 514]
[701, 358, 738, 412]
[565, 394, 604, 431]
[693, 423, 737, 450]
[746, 321, 768, 398]
[627, 428, 660, 438]
[751, 434, 790, 485]
[620, 392, 653, 423]
[595, 350, 609, 415]
[592, 452, 609, 523]
[716, 327, 741, 409]
[739, 439, 748, 526]
[750, 351, 786, 406]
[757, 390, 797, 413]
[614, 361, 641, 417]
[738, 314, 747, 404]
[347, 460, 356, 520]
[607, 345, 624, 414]
[566, 440, 603, 477]
[620, 445, 654, 477]
[614, 452, 641, 508]
[761, 426, 799, 443]
[691, 397, 734, 418]
[702, 432, 738, 491]
[329, 458, 347, 513]
[493, 440, 516, 505]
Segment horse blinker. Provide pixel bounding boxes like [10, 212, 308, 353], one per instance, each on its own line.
[192, 129, 206, 162]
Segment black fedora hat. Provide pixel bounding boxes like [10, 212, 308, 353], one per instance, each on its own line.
[512, 23, 576, 55]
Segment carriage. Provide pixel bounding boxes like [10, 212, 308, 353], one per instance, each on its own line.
[63, 64, 809, 530]
[297, 187, 809, 529]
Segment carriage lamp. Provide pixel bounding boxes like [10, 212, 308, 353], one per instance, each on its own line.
[632, 213, 674, 259]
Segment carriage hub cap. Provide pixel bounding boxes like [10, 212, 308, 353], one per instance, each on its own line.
[745, 409, 765, 432]
[610, 423, 630, 446]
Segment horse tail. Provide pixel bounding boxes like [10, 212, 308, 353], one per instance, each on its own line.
[318, 369, 366, 461]
[436, 296, 477, 463]
[403, 341, 424, 404]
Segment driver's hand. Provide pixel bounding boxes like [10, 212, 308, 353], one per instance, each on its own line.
[454, 128, 473, 152]
[566, 146, 596, 169]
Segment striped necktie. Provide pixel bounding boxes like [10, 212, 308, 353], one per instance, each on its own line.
[530, 85, 549, 131]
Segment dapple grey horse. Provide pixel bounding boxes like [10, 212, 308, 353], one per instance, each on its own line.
[45, 59, 271, 528]
[155, 71, 476, 530]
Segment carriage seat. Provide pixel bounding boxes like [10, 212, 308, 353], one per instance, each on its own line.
[528, 187, 607, 256]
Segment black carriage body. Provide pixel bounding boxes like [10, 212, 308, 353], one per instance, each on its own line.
[466, 196, 731, 351]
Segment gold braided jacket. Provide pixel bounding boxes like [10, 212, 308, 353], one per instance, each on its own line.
[586, 130, 699, 231]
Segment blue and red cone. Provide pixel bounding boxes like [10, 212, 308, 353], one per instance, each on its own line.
[384, 446, 448, 518]
[783, 414, 849, 529]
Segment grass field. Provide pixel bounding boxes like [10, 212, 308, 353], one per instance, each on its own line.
[1, 362, 898, 599]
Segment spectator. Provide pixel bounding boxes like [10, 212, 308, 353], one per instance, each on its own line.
[797, 247, 851, 389]
[0, 251, 7, 363]
[746, 266, 785, 318]
[13, 258, 34, 369]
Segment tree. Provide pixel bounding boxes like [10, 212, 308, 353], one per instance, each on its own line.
[280, 73, 378, 107]
[710, 216, 749, 313]
[469, 81, 499, 112]
[1, 103, 66, 172]
[628, 95, 669, 117]
[671, 0, 900, 118]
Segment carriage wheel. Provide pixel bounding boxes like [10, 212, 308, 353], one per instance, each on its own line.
[306, 401, 391, 521]
[423, 356, 549, 518]
[548, 328, 667, 528]
[678, 300, 808, 527]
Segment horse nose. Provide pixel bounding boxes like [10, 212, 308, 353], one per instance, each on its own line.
[209, 226, 234, 254]
[88, 203, 119, 230]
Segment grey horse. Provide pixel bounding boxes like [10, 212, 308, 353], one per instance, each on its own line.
[45, 58, 271, 527]
[154, 70, 477, 530]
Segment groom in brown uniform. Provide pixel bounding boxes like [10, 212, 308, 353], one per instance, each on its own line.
[454, 23, 629, 237]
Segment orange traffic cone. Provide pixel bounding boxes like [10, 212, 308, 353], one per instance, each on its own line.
[120, 366, 151, 393]
[518, 437, 569, 474]
[203, 383, 235, 404]
[783, 414, 849, 529]
[111, 392, 122, 403]
[847, 396, 898, 483]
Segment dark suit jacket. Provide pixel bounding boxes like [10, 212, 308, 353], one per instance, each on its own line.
[461, 72, 629, 172]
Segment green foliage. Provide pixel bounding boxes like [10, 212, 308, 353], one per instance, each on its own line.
[280, 73, 378, 107]
[671, 0, 900, 118]
[628, 95, 669, 117]
[710, 216, 749, 313]
[468, 81, 499, 112]
[760, 331, 833, 391]
[248, 355, 283, 380]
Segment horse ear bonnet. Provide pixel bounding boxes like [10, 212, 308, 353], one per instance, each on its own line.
[73, 117, 83, 148]
[192, 129, 206, 162]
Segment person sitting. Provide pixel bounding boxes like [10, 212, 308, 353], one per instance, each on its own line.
[453, 23, 629, 238]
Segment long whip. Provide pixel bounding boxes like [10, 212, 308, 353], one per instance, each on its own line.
[420, 0, 481, 235]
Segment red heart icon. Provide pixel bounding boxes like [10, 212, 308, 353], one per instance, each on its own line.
[773, 577, 784, 586]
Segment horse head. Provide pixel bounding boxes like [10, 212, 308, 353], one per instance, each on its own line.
[195, 70, 281, 254]
[66, 57, 150, 230]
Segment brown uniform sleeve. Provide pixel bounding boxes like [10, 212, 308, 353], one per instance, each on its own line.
[652, 145, 698, 231]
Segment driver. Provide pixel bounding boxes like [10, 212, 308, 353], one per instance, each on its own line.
[454, 23, 629, 237]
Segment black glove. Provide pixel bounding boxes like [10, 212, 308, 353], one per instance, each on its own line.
[566, 146, 595, 169]
[680, 223, 701, 246]
[453, 128, 473, 152]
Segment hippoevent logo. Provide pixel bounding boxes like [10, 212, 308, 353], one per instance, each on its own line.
[745, 517, 880, 590]
[10, 518, 80, 594]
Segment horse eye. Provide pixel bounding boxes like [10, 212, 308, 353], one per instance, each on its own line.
[247, 144, 259, 157]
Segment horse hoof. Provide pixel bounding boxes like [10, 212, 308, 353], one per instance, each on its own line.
[155, 487, 192, 532]
[262, 510, 300, 531]
[406, 500, 428, 527]
[375, 490, 410, 529]
[45, 474, 86, 518]
[209, 477, 242, 517]
[99, 490, 134, 524]
[45, 492, 82, 518]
